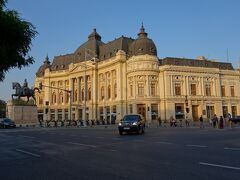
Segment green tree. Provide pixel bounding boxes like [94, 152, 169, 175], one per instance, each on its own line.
[0, 0, 37, 81]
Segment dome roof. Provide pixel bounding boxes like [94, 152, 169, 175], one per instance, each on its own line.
[36, 55, 51, 77]
[129, 24, 157, 56]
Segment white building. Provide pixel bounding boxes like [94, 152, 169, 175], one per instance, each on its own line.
[34, 25, 240, 124]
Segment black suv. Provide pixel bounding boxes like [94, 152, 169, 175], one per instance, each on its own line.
[118, 114, 146, 135]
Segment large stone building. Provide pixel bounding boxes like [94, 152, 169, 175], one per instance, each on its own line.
[34, 25, 240, 123]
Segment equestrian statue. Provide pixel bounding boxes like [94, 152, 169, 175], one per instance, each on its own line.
[12, 79, 40, 104]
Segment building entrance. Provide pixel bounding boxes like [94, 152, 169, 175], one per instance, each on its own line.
[137, 104, 146, 120]
[192, 105, 199, 121]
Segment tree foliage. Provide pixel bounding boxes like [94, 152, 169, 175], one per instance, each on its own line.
[0, 0, 38, 81]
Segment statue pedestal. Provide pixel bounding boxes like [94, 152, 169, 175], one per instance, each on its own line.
[7, 100, 38, 126]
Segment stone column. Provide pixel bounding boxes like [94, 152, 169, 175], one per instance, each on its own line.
[170, 75, 173, 96]
[68, 78, 73, 120]
[201, 77, 204, 96]
[77, 77, 80, 103]
[186, 76, 189, 96]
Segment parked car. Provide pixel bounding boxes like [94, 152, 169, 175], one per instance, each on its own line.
[118, 114, 145, 135]
[0, 118, 16, 128]
[230, 116, 240, 124]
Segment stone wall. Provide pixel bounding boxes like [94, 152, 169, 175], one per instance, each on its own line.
[7, 101, 38, 125]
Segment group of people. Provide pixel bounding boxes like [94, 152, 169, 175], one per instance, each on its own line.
[157, 115, 190, 127]
[200, 113, 232, 129]
[157, 113, 232, 129]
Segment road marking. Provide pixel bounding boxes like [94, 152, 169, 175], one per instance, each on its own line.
[186, 144, 207, 148]
[224, 147, 240, 151]
[156, 141, 173, 145]
[199, 162, 240, 170]
[109, 149, 118, 152]
[18, 135, 35, 139]
[15, 149, 40, 158]
[68, 142, 97, 148]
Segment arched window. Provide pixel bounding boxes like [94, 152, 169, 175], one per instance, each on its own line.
[151, 83, 156, 96]
[88, 87, 91, 100]
[108, 85, 111, 99]
[59, 91, 64, 104]
[130, 85, 133, 97]
[138, 84, 144, 96]
[65, 93, 69, 103]
[52, 92, 57, 104]
[101, 86, 104, 100]
[114, 83, 117, 98]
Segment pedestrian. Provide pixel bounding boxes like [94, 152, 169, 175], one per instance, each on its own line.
[219, 116, 224, 129]
[170, 115, 176, 127]
[209, 118, 212, 127]
[227, 113, 232, 128]
[212, 114, 218, 128]
[199, 115, 204, 128]
[185, 116, 190, 127]
[157, 116, 162, 127]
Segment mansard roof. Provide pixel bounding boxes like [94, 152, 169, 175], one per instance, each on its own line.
[48, 33, 135, 72]
[36, 27, 235, 76]
[159, 57, 234, 70]
[99, 36, 134, 60]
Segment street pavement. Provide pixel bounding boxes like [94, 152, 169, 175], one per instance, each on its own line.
[0, 125, 240, 180]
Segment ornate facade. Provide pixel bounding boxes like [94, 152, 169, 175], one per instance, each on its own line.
[34, 25, 240, 123]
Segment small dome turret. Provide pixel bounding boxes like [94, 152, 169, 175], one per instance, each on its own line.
[88, 28, 101, 41]
[129, 24, 157, 56]
[36, 55, 51, 77]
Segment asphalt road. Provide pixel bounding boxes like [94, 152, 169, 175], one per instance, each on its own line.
[0, 125, 240, 180]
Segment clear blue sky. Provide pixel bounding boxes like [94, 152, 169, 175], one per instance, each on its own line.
[1, 0, 240, 101]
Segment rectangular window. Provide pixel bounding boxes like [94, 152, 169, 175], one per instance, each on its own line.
[113, 105, 116, 113]
[39, 97, 43, 105]
[222, 106, 228, 118]
[175, 83, 181, 96]
[114, 84, 117, 98]
[232, 106, 237, 117]
[190, 84, 196, 96]
[230, 86, 235, 97]
[58, 114, 62, 121]
[175, 103, 184, 119]
[221, 86, 225, 97]
[151, 83, 156, 96]
[100, 86, 104, 100]
[206, 106, 214, 119]
[151, 104, 158, 120]
[205, 84, 211, 96]
[129, 104, 133, 114]
[100, 107, 103, 113]
[130, 85, 133, 97]
[138, 84, 144, 96]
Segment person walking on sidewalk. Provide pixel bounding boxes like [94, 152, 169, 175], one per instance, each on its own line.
[212, 114, 218, 128]
[227, 113, 232, 128]
[199, 115, 204, 128]
[219, 116, 224, 129]
[157, 116, 162, 127]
